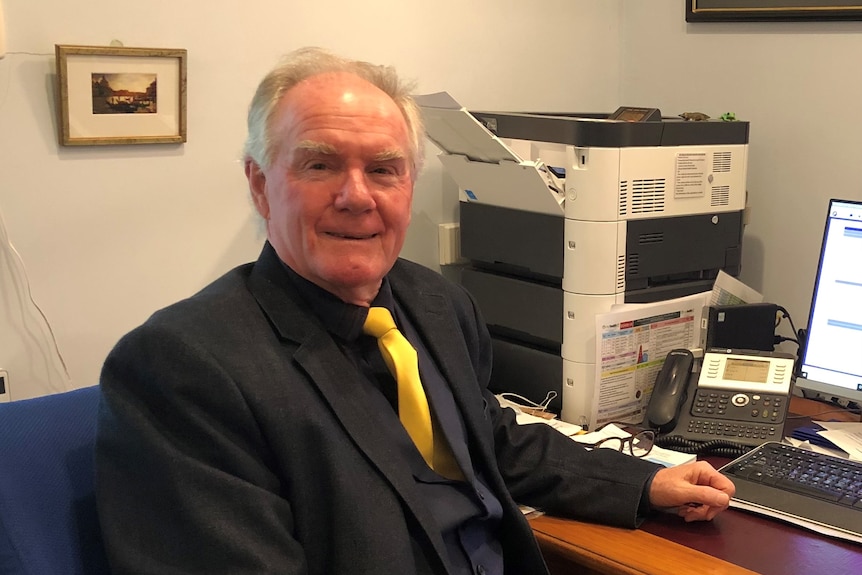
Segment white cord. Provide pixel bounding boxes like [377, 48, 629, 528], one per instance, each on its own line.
[498, 390, 558, 412]
[0, 205, 72, 383]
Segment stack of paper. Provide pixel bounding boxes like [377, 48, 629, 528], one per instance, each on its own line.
[787, 421, 862, 461]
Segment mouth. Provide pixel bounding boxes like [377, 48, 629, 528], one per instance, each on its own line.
[325, 232, 378, 240]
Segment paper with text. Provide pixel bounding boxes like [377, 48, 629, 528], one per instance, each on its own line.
[592, 292, 709, 427]
[710, 270, 764, 306]
[813, 421, 862, 462]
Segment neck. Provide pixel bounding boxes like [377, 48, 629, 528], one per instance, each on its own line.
[326, 282, 381, 307]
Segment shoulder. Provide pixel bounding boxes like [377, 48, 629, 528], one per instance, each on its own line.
[389, 257, 442, 282]
[389, 258, 486, 339]
[389, 258, 480, 321]
[151, 263, 256, 328]
[111, 262, 262, 358]
[390, 258, 471, 303]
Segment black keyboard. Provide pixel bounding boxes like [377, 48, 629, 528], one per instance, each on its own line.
[720, 442, 862, 539]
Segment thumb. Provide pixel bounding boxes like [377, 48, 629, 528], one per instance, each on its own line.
[688, 485, 731, 508]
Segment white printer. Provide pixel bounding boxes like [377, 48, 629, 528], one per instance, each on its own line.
[418, 94, 749, 427]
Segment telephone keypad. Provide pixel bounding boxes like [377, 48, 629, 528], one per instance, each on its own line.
[686, 419, 779, 442]
[691, 389, 786, 423]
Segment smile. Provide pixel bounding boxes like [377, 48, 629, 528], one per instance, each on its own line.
[326, 232, 377, 240]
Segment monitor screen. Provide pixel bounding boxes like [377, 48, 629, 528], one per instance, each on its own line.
[796, 198, 862, 406]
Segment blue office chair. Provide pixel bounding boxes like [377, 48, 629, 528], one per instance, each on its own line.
[0, 386, 110, 574]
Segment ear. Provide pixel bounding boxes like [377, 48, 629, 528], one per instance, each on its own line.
[245, 159, 270, 219]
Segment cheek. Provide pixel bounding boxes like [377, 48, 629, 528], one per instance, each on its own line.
[269, 184, 313, 224]
[382, 189, 413, 234]
[263, 188, 306, 244]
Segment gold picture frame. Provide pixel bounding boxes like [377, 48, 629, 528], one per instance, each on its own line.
[55, 45, 187, 146]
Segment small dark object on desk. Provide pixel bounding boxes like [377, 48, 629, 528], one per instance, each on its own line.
[679, 112, 710, 121]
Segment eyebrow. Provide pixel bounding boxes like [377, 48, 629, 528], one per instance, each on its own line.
[373, 148, 406, 162]
[295, 140, 337, 155]
[295, 140, 406, 162]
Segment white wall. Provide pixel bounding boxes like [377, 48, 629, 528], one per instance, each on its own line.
[0, 0, 623, 398]
[6, 1, 854, 401]
[620, 1, 862, 346]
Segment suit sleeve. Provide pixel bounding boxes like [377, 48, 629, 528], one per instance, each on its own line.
[487, 397, 660, 528]
[450, 282, 661, 529]
[96, 321, 308, 575]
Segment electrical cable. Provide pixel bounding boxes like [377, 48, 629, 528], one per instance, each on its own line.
[773, 311, 799, 346]
[0, 204, 72, 385]
[775, 305, 799, 340]
[655, 434, 751, 459]
[774, 304, 806, 377]
[497, 390, 558, 413]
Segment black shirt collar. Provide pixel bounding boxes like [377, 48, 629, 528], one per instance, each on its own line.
[281, 262, 395, 342]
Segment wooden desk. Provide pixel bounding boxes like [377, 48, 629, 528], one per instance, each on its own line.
[532, 514, 758, 575]
[532, 397, 862, 575]
[785, 395, 860, 423]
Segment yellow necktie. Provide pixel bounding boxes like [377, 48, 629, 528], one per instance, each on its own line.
[363, 307, 462, 479]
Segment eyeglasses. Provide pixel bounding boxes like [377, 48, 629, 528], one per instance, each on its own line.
[579, 424, 656, 458]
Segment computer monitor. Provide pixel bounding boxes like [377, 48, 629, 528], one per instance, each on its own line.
[795, 198, 862, 406]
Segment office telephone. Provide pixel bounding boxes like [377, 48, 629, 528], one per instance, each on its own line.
[646, 348, 796, 451]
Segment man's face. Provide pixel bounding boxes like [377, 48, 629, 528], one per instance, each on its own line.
[246, 72, 414, 305]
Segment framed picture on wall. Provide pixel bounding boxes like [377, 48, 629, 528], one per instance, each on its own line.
[686, 0, 862, 22]
[55, 45, 187, 146]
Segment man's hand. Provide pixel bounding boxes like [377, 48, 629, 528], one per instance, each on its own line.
[648, 461, 735, 522]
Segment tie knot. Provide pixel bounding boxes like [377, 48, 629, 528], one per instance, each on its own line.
[363, 307, 397, 339]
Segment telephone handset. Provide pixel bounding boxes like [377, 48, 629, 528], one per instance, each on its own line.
[645, 349, 694, 434]
[646, 348, 796, 449]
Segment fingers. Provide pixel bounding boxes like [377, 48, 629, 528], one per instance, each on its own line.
[649, 462, 736, 521]
[684, 461, 736, 500]
[679, 505, 716, 522]
[709, 471, 737, 498]
[683, 482, 732, 522]
[691, 485, 731, 509]
[676, 499, 726, 522]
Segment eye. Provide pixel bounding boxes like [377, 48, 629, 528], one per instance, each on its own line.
[308, 162, 329, 171]
[371, 166, 396, 175]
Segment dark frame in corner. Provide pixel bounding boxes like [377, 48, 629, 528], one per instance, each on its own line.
[686, 0, 862, 22]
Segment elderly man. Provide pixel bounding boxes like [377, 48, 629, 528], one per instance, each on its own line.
[96, 47, 734, 575]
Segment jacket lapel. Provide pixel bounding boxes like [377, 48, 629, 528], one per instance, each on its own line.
[387, 262, 500, 477]
[245, 246, 451, 571]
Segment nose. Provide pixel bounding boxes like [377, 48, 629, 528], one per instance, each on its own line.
[334, 168, 375, 213]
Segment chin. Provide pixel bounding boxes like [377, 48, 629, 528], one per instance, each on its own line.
[320, 262, 390, 289]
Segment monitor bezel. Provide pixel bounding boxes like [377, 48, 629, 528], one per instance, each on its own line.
[795, 198, 862, 406]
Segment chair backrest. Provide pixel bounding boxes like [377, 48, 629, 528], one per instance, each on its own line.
[0, 386, 109, 574]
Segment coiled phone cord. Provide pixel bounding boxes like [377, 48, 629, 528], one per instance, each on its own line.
[655, 435, 751, 459]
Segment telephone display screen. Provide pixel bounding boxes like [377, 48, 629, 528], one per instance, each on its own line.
[722, 358, 770, 383]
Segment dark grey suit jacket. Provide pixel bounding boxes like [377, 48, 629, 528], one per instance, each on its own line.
[96, 243, 660, 575]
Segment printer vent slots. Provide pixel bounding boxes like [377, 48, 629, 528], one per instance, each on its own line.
[711, 185, 731, 206]
[616, 256, 626, 291]
[630, 179, 666, 214]
[637, 232, 664, 245]
[618, 181, 629, 217]
[627, 254, 639, 276]
[713, 151, 732, 172]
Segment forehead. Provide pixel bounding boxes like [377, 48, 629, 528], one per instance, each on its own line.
[273, 72, 410, 154]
